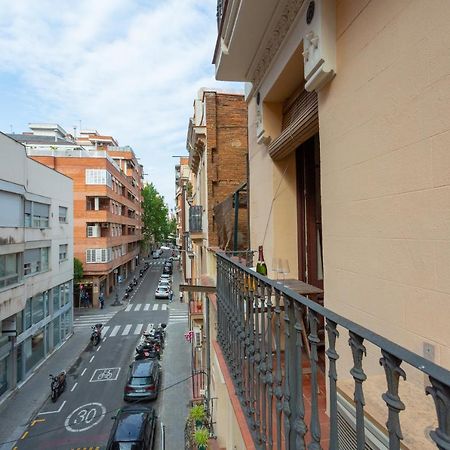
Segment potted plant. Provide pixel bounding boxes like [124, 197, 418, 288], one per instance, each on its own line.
[194, 427, 209, 450]
[189, 404, 206, 427]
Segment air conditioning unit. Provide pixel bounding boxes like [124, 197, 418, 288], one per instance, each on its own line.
[199, 389, 206, 397]
[337, 392, 388, 450]
[101, 223, 109, 228]
[194, 327, 202, 348]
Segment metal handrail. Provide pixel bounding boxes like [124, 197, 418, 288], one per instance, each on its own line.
[216, 251, 450, 449]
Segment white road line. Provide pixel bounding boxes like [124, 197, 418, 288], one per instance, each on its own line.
[81, 368, 87, 377]
[144, 304, 150, 311]
[76, 314, 116, 318]
[125, 304, 132, 312]
[122, 324, 132, 335]
[110, 325, 120, 337]
[70, 382, 78, 392]
[38, 400, 66, 416]
[134, 304, 142, 312]
[162, 304, 168, 311]
[152, 304, 158, 311]
[89, 355, 95, 363]
[96, 345, 102, 352]
[134, 324, 143, 335]
[102, 326, 110, 336]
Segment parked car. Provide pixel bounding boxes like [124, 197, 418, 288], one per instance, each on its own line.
[162, 264, 173, 275]
[155, 285, 170, 299]
[106, 405, 157, 450]
[160, 273, 171, 280]
[124, 360, 161, 401]
[152, 251, 160, 259]
[158, 280, 171, 290]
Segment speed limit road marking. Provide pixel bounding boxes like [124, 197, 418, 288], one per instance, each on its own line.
[65, 402, 106, 432]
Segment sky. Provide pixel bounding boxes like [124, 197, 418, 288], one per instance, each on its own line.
[0, 0, 242, 209]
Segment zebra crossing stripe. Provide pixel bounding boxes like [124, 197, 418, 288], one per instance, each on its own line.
[125, 304, 132, 312]
[144, 304, 150, 311]
[152, 304, 158, 311]
[122, 324, 132, 335]
[102, 326, 110, 336]
[110, 325, 120, 337]
[134, 324, 143, 335]
[162, 304, 167, 311]
[135, 304, 142, 312]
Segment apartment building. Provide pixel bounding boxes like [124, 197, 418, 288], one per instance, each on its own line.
[208, 1, 450, 449]
[0, 132, 73, 401]
[9, 125, 143, 307]
[174, 157, 190, 282]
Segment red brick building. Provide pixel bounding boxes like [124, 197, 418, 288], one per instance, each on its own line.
[11, 125, 143, 306]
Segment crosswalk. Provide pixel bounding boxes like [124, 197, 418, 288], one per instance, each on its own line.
[124, 303, 167, 312]
[74, 322, 165, 339]
[169, 310, 189, 325]
[73, 312, 117, 330]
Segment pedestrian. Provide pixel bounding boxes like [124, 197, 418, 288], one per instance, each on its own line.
[99, 291, 104, 309]
[85, 291, 91, 308]
[179, 291, 183, 303]
[169, 289, 173, 303]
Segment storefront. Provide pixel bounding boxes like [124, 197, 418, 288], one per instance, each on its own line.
[0, 280, 73, 401]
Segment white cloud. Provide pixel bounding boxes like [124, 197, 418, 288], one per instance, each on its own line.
[0, 0, 243, 206]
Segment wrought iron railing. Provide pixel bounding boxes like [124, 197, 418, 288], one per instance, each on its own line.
[189, 205, 203, 233]
[216, 0, 227, 28]
[216, 252, 450, 449]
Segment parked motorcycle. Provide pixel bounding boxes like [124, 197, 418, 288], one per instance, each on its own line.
[90, 324, 103, 346]
[134, 346, 159, 360]
[49, 371, 66, 402]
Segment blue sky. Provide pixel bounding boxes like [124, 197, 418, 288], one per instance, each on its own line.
[0, 0, 242, 208]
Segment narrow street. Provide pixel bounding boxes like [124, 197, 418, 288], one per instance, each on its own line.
[10, 254, 190, 450]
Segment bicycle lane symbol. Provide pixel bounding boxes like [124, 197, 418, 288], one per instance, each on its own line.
[64, 402, 106, 432]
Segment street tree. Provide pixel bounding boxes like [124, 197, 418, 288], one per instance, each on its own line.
[142, 183, 173, 246]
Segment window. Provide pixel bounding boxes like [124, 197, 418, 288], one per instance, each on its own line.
[0, 253, 21, 289]
[25, 201, 50, 228]
[32, 293, 44, 325]
[59, 244, 68, 262]
[85, 169, 112, 187]
[53, 285, 61, 311]
[0, 191, 24, 227]
[58, 206, 68, 223]
[86, 248, 111, 263]
[24, 299, 32, 330]
[24, 247, 50, 276]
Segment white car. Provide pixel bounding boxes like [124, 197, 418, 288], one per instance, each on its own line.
[155, 286, 170, 299]
[158, 280, 171, 290]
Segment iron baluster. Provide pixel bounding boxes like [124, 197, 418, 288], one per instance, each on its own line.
[260, 283, 268, 447]
[274, 288, 283, 450]
[426, 376, 450, 450]
[379, 350, 406, 450]
[325, 319, 339, 450]
[266, 285, 274, 449]
[308, 309, 322, 450]
[254, 280, 262, 443]
[349, 331, 367, 450]
[283, 294, 292, 448]
[248, 277, 257, 431]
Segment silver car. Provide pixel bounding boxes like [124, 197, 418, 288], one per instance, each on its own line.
[155, 285, 170, 299]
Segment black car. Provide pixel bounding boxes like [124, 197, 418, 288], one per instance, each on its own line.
[106, 405, 157, 450]
[162, 265, 172, 275]
[124, 359, 161, 401]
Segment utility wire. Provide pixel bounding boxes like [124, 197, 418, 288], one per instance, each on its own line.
[0, 372, 202, 446]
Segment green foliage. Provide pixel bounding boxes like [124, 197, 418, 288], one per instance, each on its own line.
[189, 404, 206, 422]
[142, 183, 173, 245]
[193, 427, 209, 446]
[73, 258, 84, 284]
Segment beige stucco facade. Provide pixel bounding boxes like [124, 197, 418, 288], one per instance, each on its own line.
[213, 0, 450, 448]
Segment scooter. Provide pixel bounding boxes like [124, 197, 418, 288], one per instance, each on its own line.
[90, 324, 102, 346]
[49, 371, 66, 402]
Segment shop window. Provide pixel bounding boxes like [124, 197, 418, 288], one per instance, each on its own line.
[24, 299, 32, 330]
[32, 293, 44, 325]
[52, 316, 61, 348]
[44, 291, 49, 316]
[53, 285, 61, 311]
[0, 358, 8, 396]
[24, 331, 45, 373]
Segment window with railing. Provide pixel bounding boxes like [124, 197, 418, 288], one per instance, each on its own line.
[0, 253, 21, 289]
[25, 200, 50, 228]
[189, 205, 203, 232]
[85, 169, 112, 187]
[24, 247, 49, 276]
[58, 206, 68, 223]
[59, 244, 68, 262]
[86, 248, 112, 264]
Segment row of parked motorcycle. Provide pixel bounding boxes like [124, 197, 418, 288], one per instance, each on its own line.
[134, 323, 166, 360]
[124, 262, 150, 299]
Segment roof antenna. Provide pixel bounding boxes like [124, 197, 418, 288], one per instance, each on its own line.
[10, 124, 13, 133]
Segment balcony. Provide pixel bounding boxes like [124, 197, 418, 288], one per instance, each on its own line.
[215, 253, 450, 449]
[189, 205, 204, 242]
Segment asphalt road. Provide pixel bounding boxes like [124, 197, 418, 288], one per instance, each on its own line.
[12, 253, 190, 450]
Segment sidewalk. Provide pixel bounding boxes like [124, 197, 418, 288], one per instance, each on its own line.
[0, 263, 146, 450]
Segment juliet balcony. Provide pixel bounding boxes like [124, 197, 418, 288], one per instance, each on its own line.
[189, 205, 204, 242]
[212, 253, 450, 450]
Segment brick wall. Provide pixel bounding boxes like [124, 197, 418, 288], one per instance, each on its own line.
[204, 92, 248, 247]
